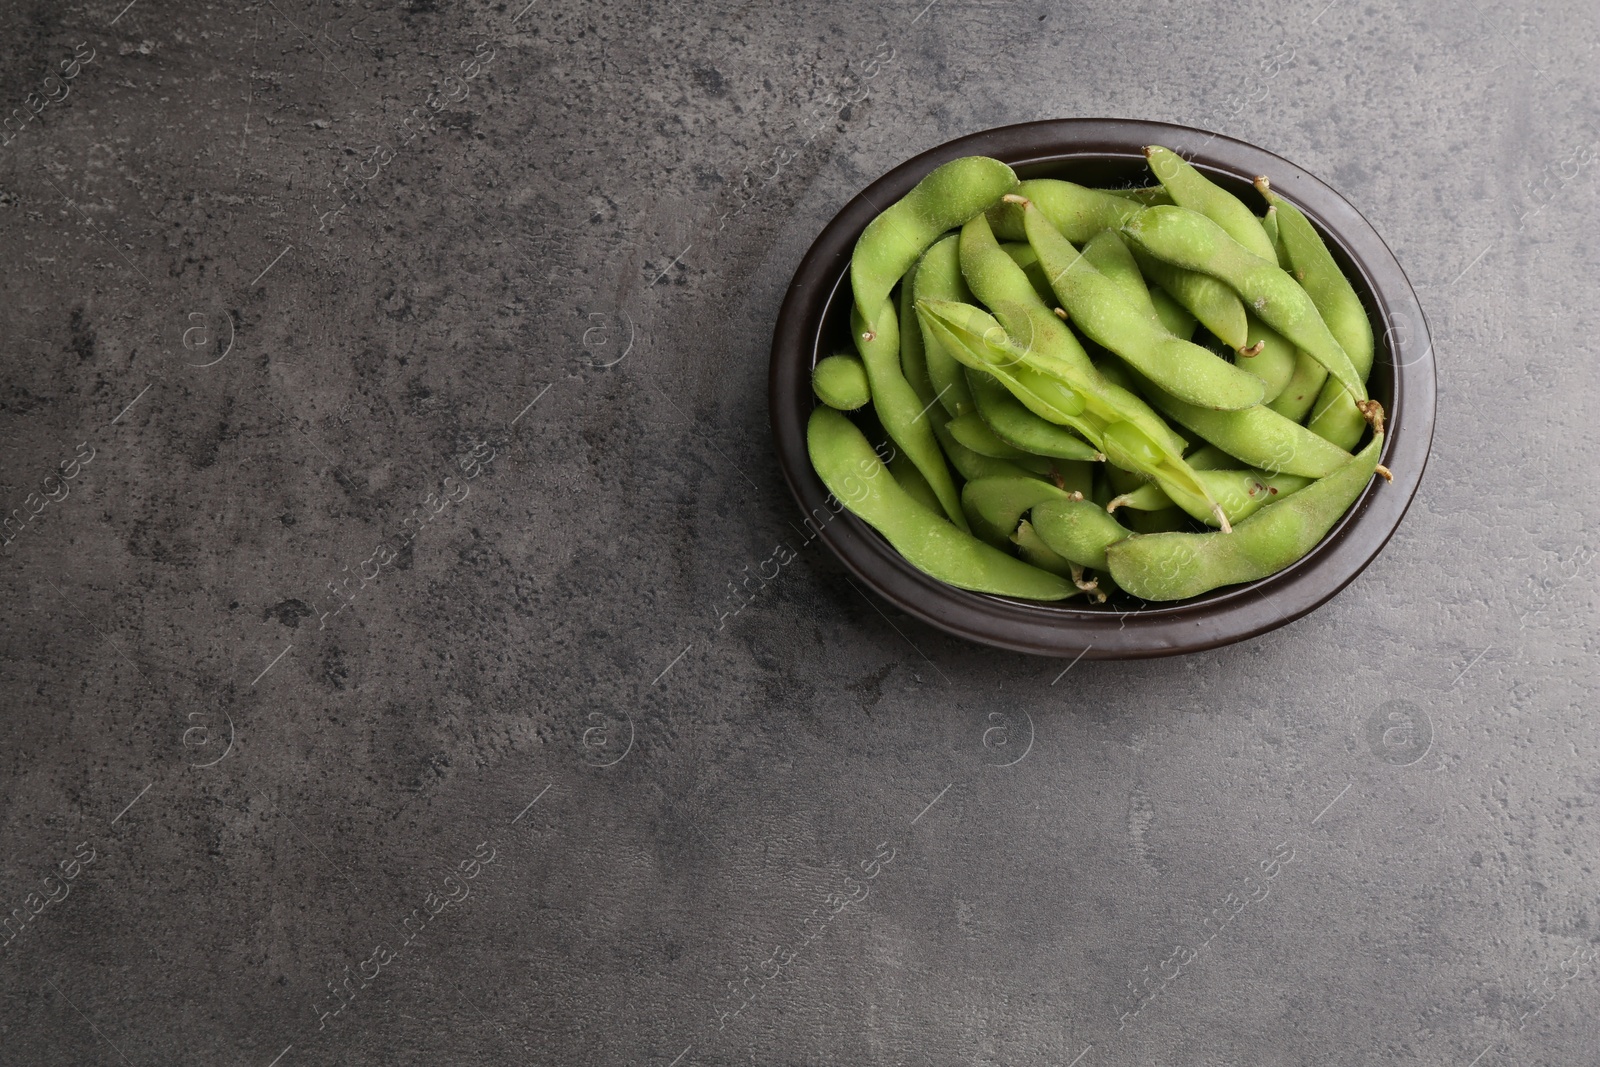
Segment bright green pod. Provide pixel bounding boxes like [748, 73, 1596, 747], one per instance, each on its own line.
[986, 178, 1147, 243]
[1127, 367, 1355, 478]
[983, 178, 1248, 349]
[968, 370, 1103, 462]
[1021, 199, 1264, 411]
[807, 407, 1077, 599]
[1128, 245, 1250, 350]
[889, 449, 944, 515]
[1032, 497, 1134, 571]
[1256, 181, 1374, 378]
[812, 354, 872, 411]
[1109, 466, 1311, 528]
[1261, 205, 1280, 253]
[1106, 425, 1385, 601]
[916, 298, 1230, 530]
[896, 279, 933, 406]
[851, 302, 967, 530]
[948, 411, 1030, 459]
[1146, 145, 1276, 261]
[1184, 444, 1244, 470]
[851, 156, 1018, 334]
[1267, 354, 1329, 423]
[1148, 286, 1197, 340]
[1306, 378, 1370, 450]
[999, 242, 1057, 304]
[1122, 205, 1366, 400]
[1012, 519, 1081, 580]
[1240, 313, 1296, 404]
[962, 475, 1081, 546]
[930, 410, 1042, 484]
[912, 235, 978, 419]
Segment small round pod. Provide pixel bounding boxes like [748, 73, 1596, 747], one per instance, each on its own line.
[812, 354, 872, 411]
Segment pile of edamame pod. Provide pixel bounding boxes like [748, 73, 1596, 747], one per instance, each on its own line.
[807, 147, 1391, 603]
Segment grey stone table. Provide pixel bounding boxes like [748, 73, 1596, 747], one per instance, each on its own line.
[1, 0, 1594, 1063]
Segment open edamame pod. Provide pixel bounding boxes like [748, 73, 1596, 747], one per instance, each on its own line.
[1020, 196, 1265, 411]
[1122, 205, 1366, 401]
[1146, 146, 1276, 262]
[912, 235, 978, 418]
[916, 298, 1230, 530]
[851, 156, 1018, 335]
[957, 212, 1187, 456]
[1127, 366, 1356, 478]
[852, 302, 968, 531]
[807, 406, 1079, 600]
[968, 370, 1104, 461]
[1106, 414, 1385, 601]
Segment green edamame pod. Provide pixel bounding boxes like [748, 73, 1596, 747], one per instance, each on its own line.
[1306, 378, 1369, 450]
[948, 411, 1031, 459]
[1261, 205, 1280, 253]
[1106, 420, 1385, 601]
[1123, 205, 1366, 401]
[1127, 367, 1355, 478]
[1012, 520, 1077, 577]
[1111, 466, 1311, 528]
[1079, 230, 1151, 312]
[1240, 313, 1296, 403]
[1020, 198, 1265, 411]
[807, 406, 1078, 600]
[851, 302, 968, 530]
[968, 371, 1103, 461]
[896, 279, 933, 406]
[1146, 146, 1276, 261]
[1148, 286, 1197, 340]
[957, 212, 1187, 456]
[1267, 353, 1328, 423]
[962, 475, 1081, 546]
[986, 179, 1147, 243]
[1256, 180, 1374, 376]
[916, 298, 1230, 530]
[931, 411, 1043, 484]
[1031, 497, 1133, 571]
[1128, 245, 1250, 350]
[913, 235, 978, 419]
[813, 354, 871, 411]
[852, 156, 1018, 334]
[890, 449, 944, 515]
[1000, 242, 1057, 304]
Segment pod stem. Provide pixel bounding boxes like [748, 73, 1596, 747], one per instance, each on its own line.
[1238, 340, 1265, 358]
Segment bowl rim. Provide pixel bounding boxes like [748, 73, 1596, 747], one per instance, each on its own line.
[768, 118, 1436, 659]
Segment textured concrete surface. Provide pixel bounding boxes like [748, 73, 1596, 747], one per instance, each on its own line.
[1, 0, 1597, 1064]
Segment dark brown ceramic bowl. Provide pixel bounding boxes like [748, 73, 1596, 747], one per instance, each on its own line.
[769, 119, 1435, 659]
